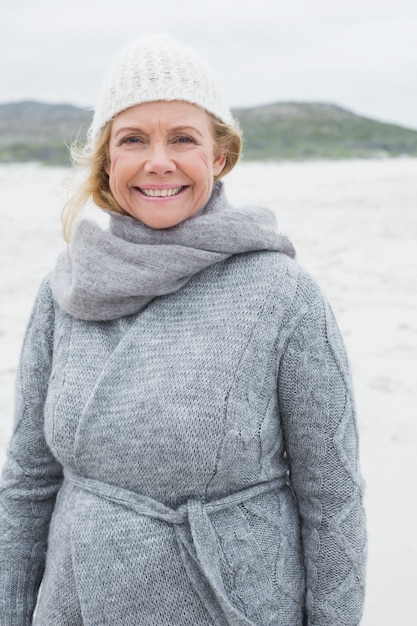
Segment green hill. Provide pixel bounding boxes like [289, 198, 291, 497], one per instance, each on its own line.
[235, 102, 417, 160]
[0, 100, 416, 165]
[0, 101, 91, 165]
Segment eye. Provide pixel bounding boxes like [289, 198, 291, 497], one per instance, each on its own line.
[175, 136, 195, 144]
[123, 136, 141, 144]
[118, 135, 145, 146]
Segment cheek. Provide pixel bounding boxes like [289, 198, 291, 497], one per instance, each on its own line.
[189, 151, 214, 180]
[107, 153, 131, 188]
[105, 146, 119, 177]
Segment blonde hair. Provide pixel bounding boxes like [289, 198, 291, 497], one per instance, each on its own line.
[62, 112, 242, 243]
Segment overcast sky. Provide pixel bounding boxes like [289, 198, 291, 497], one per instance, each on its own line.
[2, 0, 417, 129]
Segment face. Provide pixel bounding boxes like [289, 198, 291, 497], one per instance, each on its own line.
[105, 100, 226, 229]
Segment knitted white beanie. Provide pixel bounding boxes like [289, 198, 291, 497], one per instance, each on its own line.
[89, 33, 235, 144]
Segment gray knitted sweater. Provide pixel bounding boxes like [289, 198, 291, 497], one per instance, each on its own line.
[0, 184, 366, 625]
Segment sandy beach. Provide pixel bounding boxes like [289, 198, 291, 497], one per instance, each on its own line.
[1, 158, 416, 624]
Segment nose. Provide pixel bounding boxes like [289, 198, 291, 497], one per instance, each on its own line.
[144, 142, 176, 175]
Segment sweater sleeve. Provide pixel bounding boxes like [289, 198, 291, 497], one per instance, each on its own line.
[277, 283, 366, 626]
[0, 278, 63, 626]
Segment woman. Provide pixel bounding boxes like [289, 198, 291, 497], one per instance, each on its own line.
[0, 34, 366, 625]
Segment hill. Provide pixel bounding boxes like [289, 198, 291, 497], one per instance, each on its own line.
[0, 101, 91, 165]
[1, 100, 417, 165]
[235, 102, 417, 160]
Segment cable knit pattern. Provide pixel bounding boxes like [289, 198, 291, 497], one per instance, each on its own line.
[0, 198, 366, 624]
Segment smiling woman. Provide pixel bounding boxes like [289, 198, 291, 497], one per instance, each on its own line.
[62, 74, 241, 239]
[105, 101, 226, 229]
[0, 33, 366, 626]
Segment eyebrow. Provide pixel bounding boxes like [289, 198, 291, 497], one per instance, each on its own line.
[113, 125, 204, 140]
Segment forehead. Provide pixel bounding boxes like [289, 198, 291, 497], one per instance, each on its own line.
[111, 100, 213, 132]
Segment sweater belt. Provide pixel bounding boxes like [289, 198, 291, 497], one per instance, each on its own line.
[65, 468, 288, 626]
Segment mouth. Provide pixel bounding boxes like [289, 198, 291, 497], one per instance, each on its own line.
[136, 186, 187, 198]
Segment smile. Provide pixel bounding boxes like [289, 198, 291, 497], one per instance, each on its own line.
[138, 186, 186, 197]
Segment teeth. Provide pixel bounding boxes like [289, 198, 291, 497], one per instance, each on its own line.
[140, 187, 183, 197]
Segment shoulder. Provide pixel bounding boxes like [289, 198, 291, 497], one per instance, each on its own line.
[16, 277, 58, 382]
[226, 250, 326, 308]
[36, 274, 54, 305]
[23, 275, 61, 349]
[25, 275, 55, 325]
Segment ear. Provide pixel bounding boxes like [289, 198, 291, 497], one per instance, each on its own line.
[213, 153, 227, 176]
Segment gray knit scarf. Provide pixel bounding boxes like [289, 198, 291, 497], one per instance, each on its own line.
[51, 182, 295, 321]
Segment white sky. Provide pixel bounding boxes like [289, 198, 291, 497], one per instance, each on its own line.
[2, 0, 417, 129]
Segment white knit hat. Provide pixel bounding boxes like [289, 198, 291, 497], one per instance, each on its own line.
[89, 33, 235, 144]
